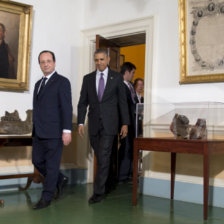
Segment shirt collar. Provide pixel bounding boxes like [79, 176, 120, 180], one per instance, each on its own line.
[124, 80, 129, 85]
[43, 70, 55, 80]
[96, 67, 108, 77]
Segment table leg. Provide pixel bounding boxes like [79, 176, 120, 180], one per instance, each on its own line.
[19, 167, 44, 191]
[32, 167, 44, 184]
[133, 140, 138, 205]
[19, 176, 34, 191]
[203, 146, 209, 220]
[171, 152, 176, 200]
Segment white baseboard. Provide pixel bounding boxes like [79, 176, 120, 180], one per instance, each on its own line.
[144, 170, 224, 187]
[0, 163, 77, 175]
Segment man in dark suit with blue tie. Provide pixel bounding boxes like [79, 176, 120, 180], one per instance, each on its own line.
[32, 50, 73, 209]
[77, 48, 129, 204]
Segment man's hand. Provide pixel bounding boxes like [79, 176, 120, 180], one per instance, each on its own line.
[78, 125, 85, 138]
[62, 133, 72, 146]
[120, 125, 128, 139]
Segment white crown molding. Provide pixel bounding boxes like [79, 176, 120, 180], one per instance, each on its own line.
[82, 16, 154, 39]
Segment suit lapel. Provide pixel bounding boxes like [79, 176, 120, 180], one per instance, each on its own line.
[34, 81, 40, 102]
[34, 81, 40, 96]
[90, 71, 98, 101]
[38, 72, 57, 100]
[101, 69, 114, 101]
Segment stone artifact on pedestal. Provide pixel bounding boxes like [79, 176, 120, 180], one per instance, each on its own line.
[170, 114, 207, 140]
[189, 118, 207, 140]
[170, 113, 190, 139]
[0, 110, 32, 135]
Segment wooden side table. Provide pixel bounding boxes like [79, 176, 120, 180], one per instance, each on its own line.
[132, 137, 224, 220]
[0, 135, 43, 206]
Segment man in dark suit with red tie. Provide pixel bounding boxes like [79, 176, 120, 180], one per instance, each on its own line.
[77, 48, 129, 204]
[32, 50, 73, 209]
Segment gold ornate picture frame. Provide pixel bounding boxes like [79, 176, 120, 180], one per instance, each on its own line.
[0, 0, 32, 91]
[179, 0, 224, 84]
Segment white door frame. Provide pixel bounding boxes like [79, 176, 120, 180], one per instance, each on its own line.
[79, 16, 155, 183]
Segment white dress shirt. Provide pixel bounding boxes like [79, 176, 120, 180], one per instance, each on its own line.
[79, 67, 109, 126]
[136, 93, 142, 103]
[123, 80, 129, 88]
[37, 70, 55, 93]
[96, 67, 108, 93]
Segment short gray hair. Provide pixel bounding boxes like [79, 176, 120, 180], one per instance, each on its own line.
[94, 48, 109, 56]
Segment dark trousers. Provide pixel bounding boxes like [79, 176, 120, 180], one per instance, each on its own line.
[32, 136, 64, 201]
[106, 136, 119, 191]
[118, 131, 134, 181]
[89, 122, 115, 196]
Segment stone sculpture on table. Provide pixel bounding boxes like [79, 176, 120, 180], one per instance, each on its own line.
[170, 113, 207, 140]
[0, 110, 32, 135]
[170, 113, 190, 139]
[189, 118, 207, 140]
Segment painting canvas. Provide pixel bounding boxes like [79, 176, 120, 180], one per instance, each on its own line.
[0, 11, 19, 79]
[179, 0, 224, 83]
[0, 1, 32, 91]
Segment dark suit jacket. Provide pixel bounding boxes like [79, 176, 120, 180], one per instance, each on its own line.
[33, 72, 73, 138]
[140, 96, 144, 103]
[124, 83, 137, 137]
[78, 69, 129, 135]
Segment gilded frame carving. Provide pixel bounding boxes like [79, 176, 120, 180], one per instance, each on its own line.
[179, 0, 224, 84]
[0, 0, 32, 91]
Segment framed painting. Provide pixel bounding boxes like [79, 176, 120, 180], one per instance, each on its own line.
[0, 0, 32, 91]
[179, 0, 224, 84]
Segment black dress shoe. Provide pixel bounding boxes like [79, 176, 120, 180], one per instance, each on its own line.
[105, 183, 116, 194]
[118, 179, 128, 185]
[55, 176, 68, 199]
[33, 199, 51, 210]
[88, 194, 104, 204]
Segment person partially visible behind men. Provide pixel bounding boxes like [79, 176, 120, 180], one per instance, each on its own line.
[134, 78, 144, 137]
[0, 23, 15, 78]
[32, 50, 73, 209]
[134, 78, 144, 103]
[118, 62, 137, 183]
[77, 48, 129, 204]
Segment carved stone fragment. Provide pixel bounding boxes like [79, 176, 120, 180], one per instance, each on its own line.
[0, 110, 32, 135]
[189, 118, 207, 140]
[170, 113, 190, 139]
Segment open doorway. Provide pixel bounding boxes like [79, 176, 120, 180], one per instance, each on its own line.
[109, 33, 146, 82]
[96, 33, 146, 81]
